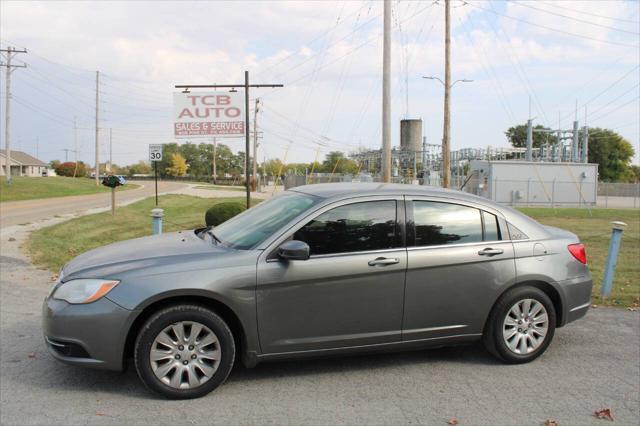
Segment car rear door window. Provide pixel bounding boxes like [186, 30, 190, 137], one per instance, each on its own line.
[413, 201, 483, 246]
[293, 201, 397, 255]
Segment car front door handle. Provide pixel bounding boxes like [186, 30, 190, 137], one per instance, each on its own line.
[478, 248, 504, 256]
[368, 257, 400, 266]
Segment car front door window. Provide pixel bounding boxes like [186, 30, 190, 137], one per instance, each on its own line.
[293, 200, 398, 255]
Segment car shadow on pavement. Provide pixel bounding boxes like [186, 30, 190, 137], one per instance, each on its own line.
[22, 342, 497, 399]
[227, 342, 499, 384]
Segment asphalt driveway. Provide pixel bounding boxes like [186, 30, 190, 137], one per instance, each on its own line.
[1, 225, 638, 425]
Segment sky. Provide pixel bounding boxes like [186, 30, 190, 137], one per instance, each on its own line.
[1, 0, 639, 167]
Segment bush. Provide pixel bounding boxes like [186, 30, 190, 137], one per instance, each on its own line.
[205, 202, 245, 227]
[55, 162, 87, 177]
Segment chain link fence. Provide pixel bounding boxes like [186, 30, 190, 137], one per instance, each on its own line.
[597, 182, 640, 209]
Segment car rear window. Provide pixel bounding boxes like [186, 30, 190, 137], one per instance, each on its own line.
[413, 201, 483, 247]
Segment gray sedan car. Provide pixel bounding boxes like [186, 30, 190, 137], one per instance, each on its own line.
[43, 183, 592, 399]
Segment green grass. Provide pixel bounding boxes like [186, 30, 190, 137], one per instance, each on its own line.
[27, 195, 253, 271]
[193, 185, 245, 192]
[519, 208, 639, 308]
[0, 176, 138, 202]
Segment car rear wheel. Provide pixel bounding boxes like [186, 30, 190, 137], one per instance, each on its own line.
[483, 286, 556, 364]
[134, 304, 235, 399]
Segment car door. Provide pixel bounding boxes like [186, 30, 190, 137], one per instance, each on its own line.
[256, 196, 407, 354]
[402, 197, 516, 340]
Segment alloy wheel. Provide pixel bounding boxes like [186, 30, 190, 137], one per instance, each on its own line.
[502, 298, 549, 355]
[150, 321, 221, 389]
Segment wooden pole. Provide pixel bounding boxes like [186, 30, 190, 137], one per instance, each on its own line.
[111, 187, 115, 216]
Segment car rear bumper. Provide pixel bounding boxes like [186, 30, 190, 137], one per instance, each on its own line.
[42, 295, 135, 371]
[557, 275, 593, 326]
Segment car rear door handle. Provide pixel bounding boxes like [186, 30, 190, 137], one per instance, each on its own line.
[478, 248, 504, 256]
[368, 257, 400, 266]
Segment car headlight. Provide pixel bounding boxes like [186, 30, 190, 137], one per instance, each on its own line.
[52, 279, 120, 304]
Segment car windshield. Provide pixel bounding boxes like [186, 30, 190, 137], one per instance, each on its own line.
[212, 192, 319, 250]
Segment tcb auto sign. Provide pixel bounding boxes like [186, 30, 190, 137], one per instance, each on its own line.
[173, 92, 245, 138]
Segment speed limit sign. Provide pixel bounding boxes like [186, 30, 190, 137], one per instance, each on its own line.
[149, 144, 163, 162]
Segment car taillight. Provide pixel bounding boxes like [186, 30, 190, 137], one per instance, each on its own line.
[568, 243, 587, 264]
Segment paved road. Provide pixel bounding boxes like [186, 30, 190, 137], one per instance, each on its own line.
[0, 181, 187, 229]
[0, 225, 638, 425]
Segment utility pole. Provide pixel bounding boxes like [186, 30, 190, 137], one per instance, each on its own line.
[381, 0, 392, 183]
[95, 70, 100, 185]
[212, 137, 217, 183]
[1, 46, 27, 183]
[175, 72, 283, 208]
[582, 106, 589, 163]
[108, 128, 112, 172]
[526, 96, 533, 161]
[73, 117, 79, 178]
[62, 149, 73, 162]
[252, 97, 260, 191]
[442, 0, 452, 188]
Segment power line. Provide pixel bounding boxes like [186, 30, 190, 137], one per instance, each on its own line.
[589, 96, 639, 124]
[482, 0, 550, 125]
[255, 1, 373, 79]
[536, 0, 640, 25]
[457, 12, 517, 124]
[559, 64, 639, 122]
[587, 83, 640, 118]
[465, 1, 640, 48]
[509, 1, 640, 36]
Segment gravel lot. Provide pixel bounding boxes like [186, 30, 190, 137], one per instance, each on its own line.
[1, 223, 638, 426]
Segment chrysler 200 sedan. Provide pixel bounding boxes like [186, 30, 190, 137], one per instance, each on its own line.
[43, 183, 592, 399]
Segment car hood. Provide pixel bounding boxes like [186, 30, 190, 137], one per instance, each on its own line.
[62, 230, 230, 280]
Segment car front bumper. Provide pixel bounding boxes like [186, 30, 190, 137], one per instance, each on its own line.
[42, 295, 136, 371]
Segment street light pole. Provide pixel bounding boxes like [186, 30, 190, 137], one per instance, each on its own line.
[382, 0, 392, 183]
[443, 0, 451, 188]
[423, 76, 473, 189]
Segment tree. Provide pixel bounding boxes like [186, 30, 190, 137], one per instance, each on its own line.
[127, 160, 152, 176]
[505, 123, 553, 148]
[165, 153, 189, 177]
[320, 151, 359, 174]
[587, 128, 635, 182]
[49, 160, 61, 170]
[55, 161, 87, 177]
[264, 158, 284, 177]
[158, 143, 180, 178]
[629, 165, 640, 183]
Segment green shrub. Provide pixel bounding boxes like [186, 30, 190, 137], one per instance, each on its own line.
[205, 202, 245, 226]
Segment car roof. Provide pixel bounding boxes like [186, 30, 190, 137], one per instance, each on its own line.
[290, 182, 488, 204]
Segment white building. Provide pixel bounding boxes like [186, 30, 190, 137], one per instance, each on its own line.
[0, 150, 48, 177]
[466, 160, 599, 207]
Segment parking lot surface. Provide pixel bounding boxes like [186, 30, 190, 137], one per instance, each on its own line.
[1, 225, 638, 426]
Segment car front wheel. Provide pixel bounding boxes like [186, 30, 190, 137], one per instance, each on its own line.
[483, 286, 556, 364]
[134, 304, 235, 399]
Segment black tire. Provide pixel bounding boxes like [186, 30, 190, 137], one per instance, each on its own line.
[483, 286, 556, 364]
[134, 304, 235, 399]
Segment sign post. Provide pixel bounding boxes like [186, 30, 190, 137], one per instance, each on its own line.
[174, 73, 283, 208]
[149, 144, 163, 206]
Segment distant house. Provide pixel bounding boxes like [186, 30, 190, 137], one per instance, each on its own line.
[0, 150, 48, 177]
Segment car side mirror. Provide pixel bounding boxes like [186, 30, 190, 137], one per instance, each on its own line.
[277, 240, 310, 261]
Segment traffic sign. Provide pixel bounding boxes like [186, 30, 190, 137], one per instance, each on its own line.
[149, 144, 163, 162]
